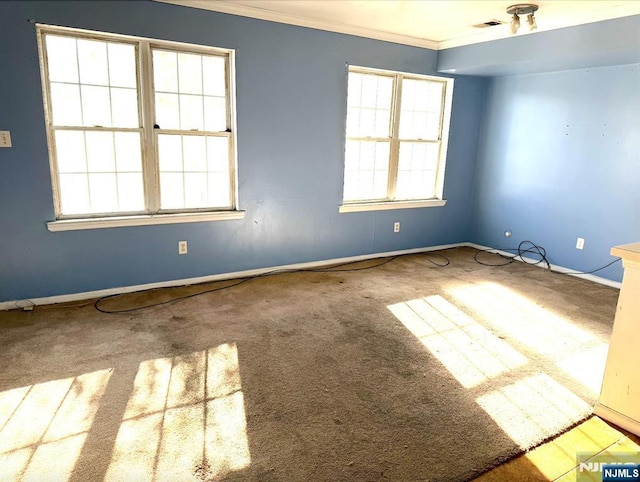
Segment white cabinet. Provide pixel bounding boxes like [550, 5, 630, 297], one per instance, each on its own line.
[595, 242, 640, 436]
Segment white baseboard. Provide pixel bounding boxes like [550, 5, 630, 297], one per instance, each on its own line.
[467, 243, 622, 289]
[0, 242, 466, 311]
[594, 403, 640, 437]
[2, 241, 620, 311]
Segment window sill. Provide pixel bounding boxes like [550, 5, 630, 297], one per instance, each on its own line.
[339, 199, 447, 213]
[47, 210, 246, 232]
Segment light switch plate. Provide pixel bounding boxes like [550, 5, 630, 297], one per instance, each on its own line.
[0, 131, 12, 148]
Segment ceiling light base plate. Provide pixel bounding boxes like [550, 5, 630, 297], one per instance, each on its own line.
[506, 4, 539, 16]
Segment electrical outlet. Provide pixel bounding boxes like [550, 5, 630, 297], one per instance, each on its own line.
[394, 222, 400, 233]
[0, 131, 12, 148]
[576, 237, 585, 250]
[178, 240, 188, 255]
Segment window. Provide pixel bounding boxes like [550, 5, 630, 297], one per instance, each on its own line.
[340, 66, 453, 213]
[37, 25, 242, 231]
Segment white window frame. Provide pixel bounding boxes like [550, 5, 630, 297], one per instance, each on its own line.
[339, 66, 454, 213]
[36, 24, 244, 232]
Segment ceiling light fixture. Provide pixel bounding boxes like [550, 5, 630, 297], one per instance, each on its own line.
[506, 4, 538, 34]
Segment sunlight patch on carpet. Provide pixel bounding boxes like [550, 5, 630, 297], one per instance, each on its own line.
[0, 369, 112, 481]
[389, 284, 600, 451]
[388, 295, 527, 388]
[105, 343, 250, 481]
[476, 373, 591, 448]
[446, 281, 609, 395]
[555, 345, 608, 397]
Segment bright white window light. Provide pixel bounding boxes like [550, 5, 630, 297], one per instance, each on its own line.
[38, 25, 238, 220]
[343, 67, 453, 205]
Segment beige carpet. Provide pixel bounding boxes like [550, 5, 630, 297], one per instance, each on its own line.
[0, 247, 618, 481]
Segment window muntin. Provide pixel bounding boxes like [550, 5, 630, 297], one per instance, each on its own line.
[38, 26, 237, 220]
[343, 67, 453, 206]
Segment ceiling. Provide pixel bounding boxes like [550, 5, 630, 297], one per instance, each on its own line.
[157, 0, 640, 49]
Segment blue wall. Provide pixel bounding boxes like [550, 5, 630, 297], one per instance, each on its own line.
[471, 63, 640, 282]
[0, 1, 486, 302]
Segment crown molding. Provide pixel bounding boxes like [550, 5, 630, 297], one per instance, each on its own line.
[154, 0, 438, 50]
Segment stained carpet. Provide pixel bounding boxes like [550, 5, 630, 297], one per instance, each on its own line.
[0, 247, 618, 481]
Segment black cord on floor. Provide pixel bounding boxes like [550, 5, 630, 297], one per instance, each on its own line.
[474, 240, 550, 267]
[474, 240, 621, 275]
[94, 251, 450, 314]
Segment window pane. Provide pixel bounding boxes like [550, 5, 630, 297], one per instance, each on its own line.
[347, 106, 391, 138]
[204, 97, 226, 131]
[179, 94, 204, 131]
[425, 113, 441, 140]
[359, 142, 376, 171]
[153, 50, 178, 93]
[160, 173, 184, 210]
[155, 93, 180, 130]
[55, 130, 86, 173]
[89, 173, 118, 213]
[396, 170, 436, 200]
[45, 35, 79, 83]
[208, 173, 230, 207]
[111, 88, 139, 127]
[85, 131, 115, 172]
[50, 83, 82, 126]
[108, 43, 137, 88]
[400, 78, 444, 140]
[153, 49, 229, 136]
[376, 77, 393, 108]
[158, 134, 183, 172]
[203, 56, 225, 96]
[114, 132, 142, 172]
[396, 141, 439, 200]
[159, 134, 230, 210]
[360, 75, 378, 108]
[375, 109, 390, 137]
[117, 173, 144, 211]
[77, 39, 109, 86]
[346, 72, 392, 138]
[56, 129, 144, 215]
[178, 53, 202, 95]
[184, 173, 207, 208]
[81, 85, 112, 127]
[45, 35, 140, 132]
[206, 137, 229, 172]
[343, 140, 389, 201]
[183, 136, 207, 172]
[59, 174, 90, 215]
[359, 108, 375, 135]
[353, 74, 393, 108]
